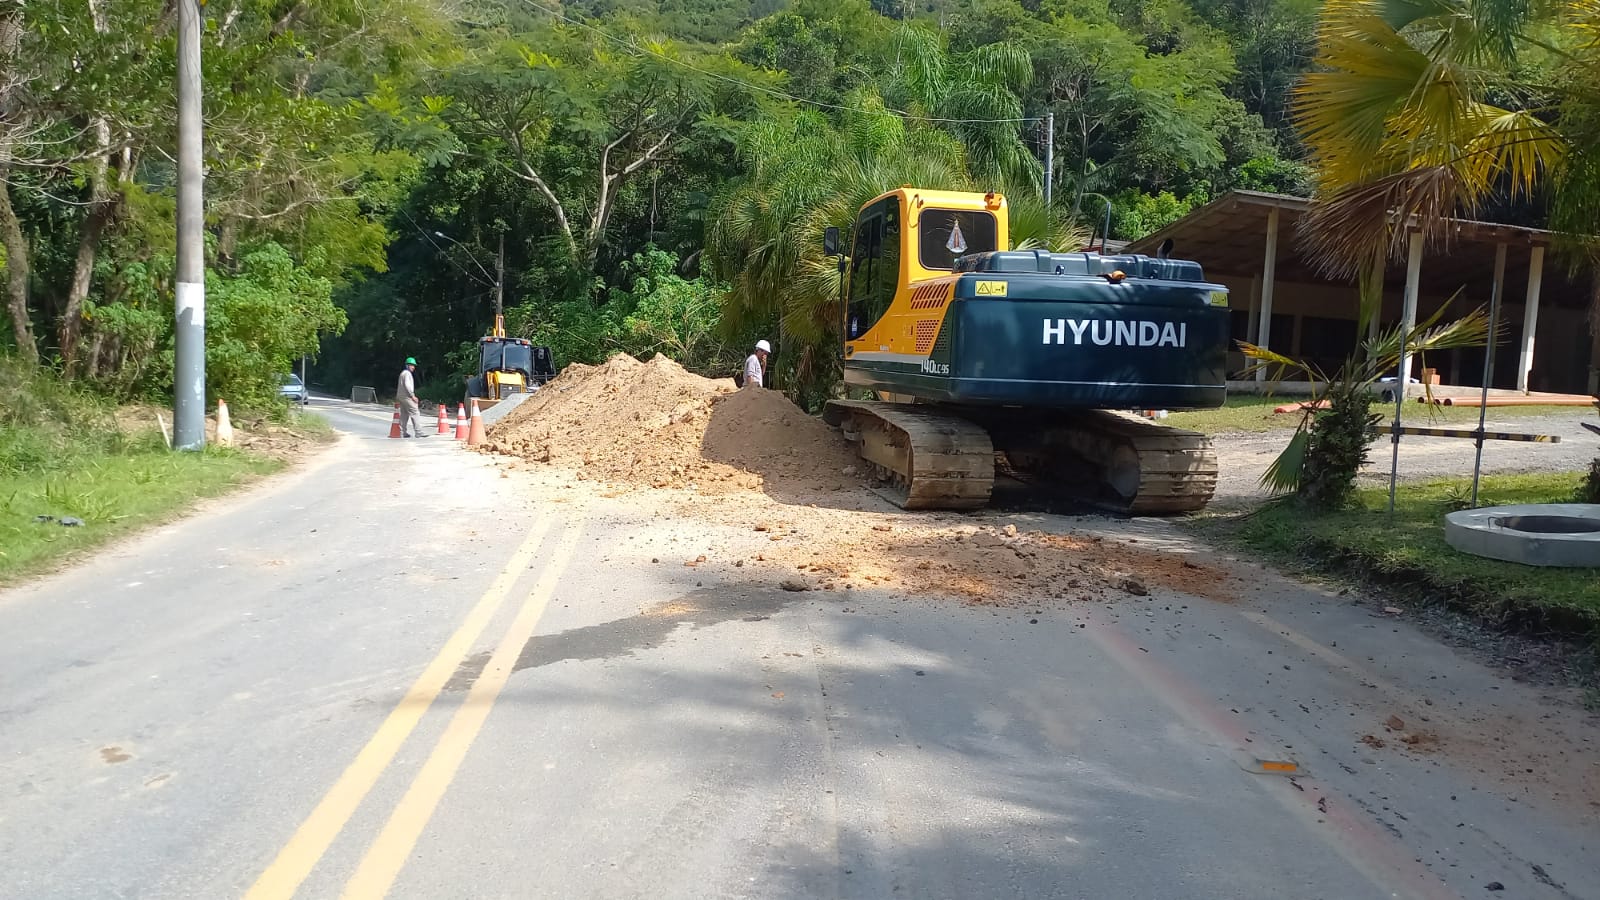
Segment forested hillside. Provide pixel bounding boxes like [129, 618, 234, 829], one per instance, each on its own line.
[0, 0, 1335, 405]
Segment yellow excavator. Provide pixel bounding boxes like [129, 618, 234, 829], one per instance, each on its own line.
[821, 187, 1230, 514]
[466, 315, 556, 411]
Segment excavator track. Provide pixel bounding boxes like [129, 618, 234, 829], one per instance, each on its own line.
[984, 409, 1218, 515]
[825, 401, 1217, 514]
[823, 400, 994, 509]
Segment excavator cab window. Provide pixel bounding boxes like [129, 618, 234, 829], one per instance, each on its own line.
[919, 209, 997, 270]
[501, 342, 533, 376]
[480, 340, 533, 376]
[845, 196, 901, 339]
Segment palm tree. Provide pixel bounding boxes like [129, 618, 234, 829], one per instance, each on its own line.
[1293, 0, 1592, 278]
[709, 102, 976, 401]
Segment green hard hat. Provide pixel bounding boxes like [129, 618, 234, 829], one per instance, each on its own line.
[405, 357, 417, 365]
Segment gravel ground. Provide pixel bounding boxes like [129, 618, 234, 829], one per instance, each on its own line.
[1210, 410, 1598, 508]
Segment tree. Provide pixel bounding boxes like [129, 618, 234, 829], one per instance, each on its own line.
[708, 101, 1078, 403]
[439, 25, 768, 276]
[1190, 0, 1319, 133]
[1292, 0, 1573, 277]
[0, 0, 438, 390]
[882, 24, 1038, 191]
[1023, 2, 1254, 220]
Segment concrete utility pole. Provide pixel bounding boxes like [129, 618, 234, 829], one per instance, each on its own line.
[495, 233, 505, 324]
[1042, 112, 1054, 209]
[173, 0, 206, 450]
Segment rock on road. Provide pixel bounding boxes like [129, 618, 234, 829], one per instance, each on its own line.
[0, 398, 1595, 900]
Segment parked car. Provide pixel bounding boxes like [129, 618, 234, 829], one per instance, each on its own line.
[279, 373, 310, 405]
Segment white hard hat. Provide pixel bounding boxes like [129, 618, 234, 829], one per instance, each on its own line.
[755, 340, 772, 352]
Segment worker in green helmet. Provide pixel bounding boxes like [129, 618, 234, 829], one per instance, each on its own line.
[397, 356, 426, 437]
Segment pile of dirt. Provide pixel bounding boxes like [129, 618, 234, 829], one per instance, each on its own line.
[485, 353, 863, 497]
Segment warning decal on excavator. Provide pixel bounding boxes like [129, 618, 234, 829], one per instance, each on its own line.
[974, 281, 1008, 296]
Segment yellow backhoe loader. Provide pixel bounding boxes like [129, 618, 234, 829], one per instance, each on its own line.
[465, 315, 556, 412]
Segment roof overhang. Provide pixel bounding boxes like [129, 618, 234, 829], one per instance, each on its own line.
[1123, 191, 1587, 309]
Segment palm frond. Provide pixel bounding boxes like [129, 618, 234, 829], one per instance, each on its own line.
[1261, 429, 1312, 494]
[1460, 106, 1567, 197]
[1298, 166, 1460, 277]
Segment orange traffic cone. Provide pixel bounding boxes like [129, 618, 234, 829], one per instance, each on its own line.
[388, 404, 403, 438]
[466, 399, 487, 445]
[436, 403, 449, 435]
[454, 403, 468, 440]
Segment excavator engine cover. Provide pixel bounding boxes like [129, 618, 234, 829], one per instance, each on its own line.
[844, 249, 1229, 410]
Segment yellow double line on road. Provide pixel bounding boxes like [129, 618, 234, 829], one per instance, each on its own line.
[245, 516, 585, 900]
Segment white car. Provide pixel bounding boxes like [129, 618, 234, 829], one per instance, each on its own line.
[279, 374, 310, 405]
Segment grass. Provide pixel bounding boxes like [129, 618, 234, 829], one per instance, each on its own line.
[0, 448, 280, 584]
[286, 405, 338, 441]
[1165, 395, 1591, 435]
[0, 357, 284, 585]
[1195, 472, 1599, 641]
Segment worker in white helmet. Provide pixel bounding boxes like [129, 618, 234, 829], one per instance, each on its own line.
[743, 339, 771, 389]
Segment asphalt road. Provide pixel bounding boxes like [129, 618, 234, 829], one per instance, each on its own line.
[1, 398, 1595, 899]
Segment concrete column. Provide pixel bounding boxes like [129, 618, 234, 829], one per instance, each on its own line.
[1396, 231, 1424, 396]
[1254, 207, 1279, 382]
[1516, 245, 1545, 393]
[1591, 270, 1600, 395]
[1366, 255, 1383, 345]
[1485, 242, 1507, 389]
[1246, 273, 1261, 344]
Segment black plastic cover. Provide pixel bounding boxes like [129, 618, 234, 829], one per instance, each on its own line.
[955, 250, 1205, 283]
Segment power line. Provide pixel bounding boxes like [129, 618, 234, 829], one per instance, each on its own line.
[511, 0, 1043, 126]
[398, 207, 497, 289]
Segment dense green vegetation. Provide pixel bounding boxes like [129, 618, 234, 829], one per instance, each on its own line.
[0, 357, 279, 583]
[0, 0, 1321, 406]
[1198, 473, 1600, 642]
[2, 0, 1592, 415]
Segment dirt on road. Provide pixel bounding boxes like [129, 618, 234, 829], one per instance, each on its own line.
[480, 352, 1238, 606]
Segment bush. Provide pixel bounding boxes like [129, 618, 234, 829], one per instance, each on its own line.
[1110, 190, 1208, 241]
[509, 249, 740, 377]
[202, 243, 349, 412]
[0, 355, 128, 476]
[86, 242, 347, 414]
[1580, 454, 1600, 503]
[1299, 383, 1381, 509]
